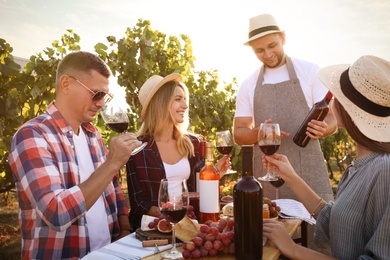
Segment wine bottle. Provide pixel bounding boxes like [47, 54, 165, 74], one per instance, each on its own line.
[233, 145, 263, 260]
[199, 142, 220, 224]
[293, 91, 333, 147]
[193, 140, 206, 193]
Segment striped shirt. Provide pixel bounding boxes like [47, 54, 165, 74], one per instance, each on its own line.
[8, 102, 128, 259]
[315, 153, 390, 259]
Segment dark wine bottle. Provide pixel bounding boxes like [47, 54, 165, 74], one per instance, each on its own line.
[233, 145, 263, 260]
[293, 91, 333, 147]
[193, 140, 206, 193]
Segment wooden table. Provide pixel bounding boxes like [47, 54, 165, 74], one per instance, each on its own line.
[142, 218, 302, 260]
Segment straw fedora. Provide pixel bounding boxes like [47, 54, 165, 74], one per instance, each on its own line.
[244, 14, 284, 46]
[138, 73, 182, 120]
[318, 55, 390, 142]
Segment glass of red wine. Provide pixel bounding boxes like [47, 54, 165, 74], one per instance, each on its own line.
[100, 103, 147, 155]
[270, 173, 285, 199]
[215, 130, 237, 175]
[258, 123, 281, 182]
[158, 179, 189, 259]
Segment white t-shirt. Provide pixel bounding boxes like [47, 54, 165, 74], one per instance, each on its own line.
[74, 128, 110, 252]
[163, 158, 191, 197]
[234, 57, 328, 125]
[163, 157, 190, 181]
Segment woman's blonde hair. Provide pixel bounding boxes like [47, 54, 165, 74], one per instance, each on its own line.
[138, 80, 195, 157]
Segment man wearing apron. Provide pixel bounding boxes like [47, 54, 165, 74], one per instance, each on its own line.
[234, 14, 337, 253]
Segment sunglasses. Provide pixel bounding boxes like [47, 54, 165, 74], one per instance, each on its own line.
[68, 75, 113, 103]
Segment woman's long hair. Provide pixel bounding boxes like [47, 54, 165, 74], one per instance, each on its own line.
[138, 81, 195, 157]
[333, 98, 390, 153]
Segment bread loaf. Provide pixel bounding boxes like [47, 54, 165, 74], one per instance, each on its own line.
[175, 216, 200, 242]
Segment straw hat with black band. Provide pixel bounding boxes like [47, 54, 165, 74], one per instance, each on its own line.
[244, 14, 284, 46]
[317, 55, 390, 142]
[138, 73, 182, 121]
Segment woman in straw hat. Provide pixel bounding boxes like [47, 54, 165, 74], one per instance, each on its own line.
[125, 73, 230, 231]
[263, 55, 390, 259]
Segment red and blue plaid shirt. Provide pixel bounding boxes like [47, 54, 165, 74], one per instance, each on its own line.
[9, 102, 128, 259]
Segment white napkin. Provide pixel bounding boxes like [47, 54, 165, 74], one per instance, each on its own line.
[273, 199, 316, 225]
[82, 233, 172, 259]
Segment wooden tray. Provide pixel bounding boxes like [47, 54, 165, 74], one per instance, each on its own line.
[135, 229, 182, 243]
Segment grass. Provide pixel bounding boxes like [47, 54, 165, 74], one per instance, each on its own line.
[0, 192, 20, 260]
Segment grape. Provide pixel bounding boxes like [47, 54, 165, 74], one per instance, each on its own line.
[148, 222, 155, 229]
[192, 236, 203, 247]
[213, 240, 224, 251]
[185, 241, 195, 251]
[209, 248, 218, 257]
[218, 218, 227, 228]
[182, 250, 191, 259]
[203, 240, 213, 251]
[200, 224, 210, 234]
[209, 227, 219, 236]
[205, 234, 216, 242]
[229, 242, 235, 254]
[197, 232, 206, 240]
[191, 248, 201, 259]
[200, 247, 209, 257]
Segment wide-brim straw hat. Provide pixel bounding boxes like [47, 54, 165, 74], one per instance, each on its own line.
[244, 14, 284, 46]
[318, 55, 390, 142]
[138, 73, 182, 120]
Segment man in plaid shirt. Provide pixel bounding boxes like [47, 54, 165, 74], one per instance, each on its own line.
[9, 51, 142, 259]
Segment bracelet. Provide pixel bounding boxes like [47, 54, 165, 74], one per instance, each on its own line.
[120, 224, 131, 232]
[310, 198, 325, 219]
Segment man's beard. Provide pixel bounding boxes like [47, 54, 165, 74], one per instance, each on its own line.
[264, 52, 285, 69]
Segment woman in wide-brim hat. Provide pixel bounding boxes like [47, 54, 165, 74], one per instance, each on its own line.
[263, 55, 390, 259]
[125, 73, 231, 231]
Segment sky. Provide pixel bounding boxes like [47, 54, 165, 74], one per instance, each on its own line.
[1, 0, 390, 104]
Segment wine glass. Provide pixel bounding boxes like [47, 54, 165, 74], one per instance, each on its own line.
[215, 130, 237, 175]
[269, 173, 285, 199]
[158, 179, 189, 259]
[100, 103, 147, 156]
[258, 123, 281, 182]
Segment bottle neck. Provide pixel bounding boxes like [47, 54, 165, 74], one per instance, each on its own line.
[324, 91, 333, 104]
[200, 141, 206, 159]
[241, 145, 253, 177]
[205, 142, 214, 163]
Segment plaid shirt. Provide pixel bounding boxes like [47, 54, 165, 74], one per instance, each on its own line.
[126, 134, 200, 231]
[9, 102, 128, 259]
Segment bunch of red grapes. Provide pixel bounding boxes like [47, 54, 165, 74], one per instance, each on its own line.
[182, 218, 235, 259]
[147, 205, 197, 229]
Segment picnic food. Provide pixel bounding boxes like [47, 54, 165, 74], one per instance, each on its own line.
[157, 219, 172, 233]
[182, 217, 235, 259]
[263, 197, 281, 218]
[222, 198, 281, 218]
[175, 215, 200, 242]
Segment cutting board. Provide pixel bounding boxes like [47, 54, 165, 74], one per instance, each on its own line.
[135, 229, 183, 243]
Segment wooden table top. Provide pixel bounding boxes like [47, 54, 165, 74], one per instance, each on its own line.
[142, 218, 302, 260]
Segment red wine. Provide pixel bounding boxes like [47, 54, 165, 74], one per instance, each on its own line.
[259, 144, 280, 155]
[216, 145, 233, 154]
[270, 177, 285, 188]
[293, 91, 333, 147]
[106, 122, 128, 132]
[233, 145, 263, 259]
[161, 208, 187, 223]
